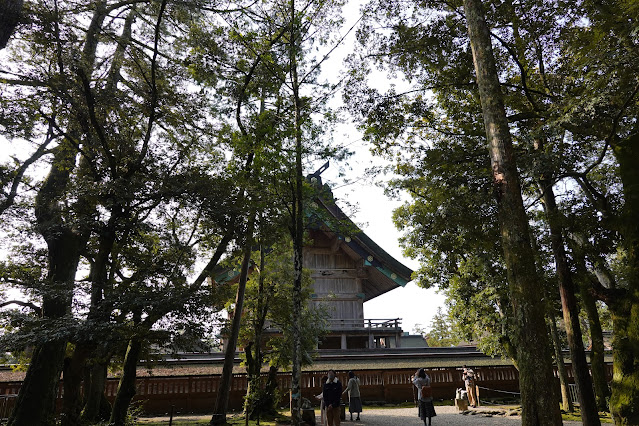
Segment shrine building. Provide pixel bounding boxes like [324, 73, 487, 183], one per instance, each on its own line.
[303, 176, 414, 350]
[213, 170, 417, 352]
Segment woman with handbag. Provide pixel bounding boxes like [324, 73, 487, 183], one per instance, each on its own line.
[412, 368, 436, 426]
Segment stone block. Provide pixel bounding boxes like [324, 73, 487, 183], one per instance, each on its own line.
[301, 408, 316, 425]
[455, 398, 469, 411]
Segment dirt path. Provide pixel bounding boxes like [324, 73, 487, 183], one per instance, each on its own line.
[139, 406, 585, 425]
[334, 406, 583, 426]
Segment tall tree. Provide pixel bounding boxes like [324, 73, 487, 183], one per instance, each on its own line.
[346, 0, 637, 419]
[211, 215, 255, 424]
[462, 0, 561, 423]
[187, 2, 347, 424]
[535, 138, 600, 423]
[607, 133, 639, 424]
[553, 2, 639, 420]
[4, 1, 106, 421]
[422, 308, 461, 347]
[238, 232, 328, 421]
[288, 0, 305, 420]
[1, 1, 235, 424]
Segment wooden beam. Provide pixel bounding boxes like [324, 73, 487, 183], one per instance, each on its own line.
[311, 269, 357, 279]
[305, 247, 340, 255]
[311, 294, 363, 300]
[330, 236, 343, 253]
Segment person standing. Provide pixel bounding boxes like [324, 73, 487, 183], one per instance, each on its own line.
[342, 371, 362, 421]
[463, 365, 478, 408]
[323, 370, 342, 426]
[412, 368, 436, 426]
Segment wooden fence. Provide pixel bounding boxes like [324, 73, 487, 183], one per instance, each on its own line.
[0, 364, 613, 417]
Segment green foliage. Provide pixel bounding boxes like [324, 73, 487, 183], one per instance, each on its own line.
[237, 238, 329, 370]
[343, 0, 639, 369]
[0, 0, 241, 377]
[415, 307, 461, 347]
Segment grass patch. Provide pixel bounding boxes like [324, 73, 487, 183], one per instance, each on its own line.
[138, 409, 292, 426]
[139, 414, 289, 426]
[561, 408, 613, 424]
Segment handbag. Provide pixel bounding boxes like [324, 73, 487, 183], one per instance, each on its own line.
[421, 385, 432, 398]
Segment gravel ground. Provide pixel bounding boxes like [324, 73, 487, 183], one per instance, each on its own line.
[139, 406, 585, 425]
[335, 407, 584, 426]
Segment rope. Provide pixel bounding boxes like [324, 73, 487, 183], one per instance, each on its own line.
[477, 386, 521, 395]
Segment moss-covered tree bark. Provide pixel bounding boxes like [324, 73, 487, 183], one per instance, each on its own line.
[461, 0, 562, 423]
[109, 337, 143, 426]
[288, 0, 304, 423]
[210, 220, 254, 425]
[538, 174, 600, 425]
[549, 318, 574, 412]
[608, 132, 639, 425]
[244, 244, 274, 422]
[0, 0, 22, 48]
[580, 281, 609, 412]
[8, 145, 86, 426]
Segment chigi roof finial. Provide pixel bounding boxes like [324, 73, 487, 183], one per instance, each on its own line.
[308, 161, 329, 186]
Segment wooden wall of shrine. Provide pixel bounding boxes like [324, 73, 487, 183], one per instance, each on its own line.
[304, 230, 364, 321]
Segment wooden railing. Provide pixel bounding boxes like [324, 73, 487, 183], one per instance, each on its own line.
[325, 318, 402, 330]
[1, 394, 17, 420]
[0, 364, 613, 418]
[264, 318, 402, 332]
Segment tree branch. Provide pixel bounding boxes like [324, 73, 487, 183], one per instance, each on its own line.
[0, 300, 42, 316]
[127, 0, 168, 179]
[0, 126, 56, 215]
[489, 31, 541, 111]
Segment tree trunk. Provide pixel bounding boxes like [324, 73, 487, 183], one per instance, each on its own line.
[263, 365, 279, 413]
[244, 342, 256, 426]
[608, 132, 639, 425]
[580, 283, 609, 412]
[289, 1, 304, 423]
[0, 0, 23, 48]
[81, 355, 111, 422]
[8, 342, 66, 426]
[61, 205, 118, 425]
[538, 175, 600, 425]
[245, 244, 269, 422]
[109, 337, 142, 426]
[461, 1, 562, 424]
[549, 318, 574, 412]
[9, 145, 85, 426]
[570, 239, 612, 413]
[8, 4, 106, 421]
[211, 219, 255, 425]
[61, 343, 92, 426]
